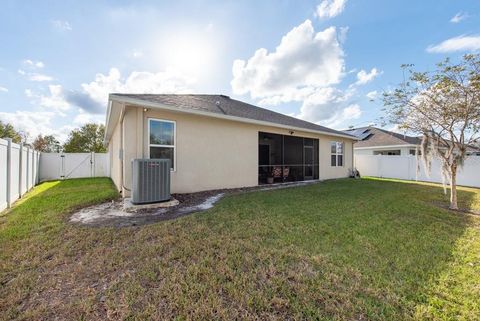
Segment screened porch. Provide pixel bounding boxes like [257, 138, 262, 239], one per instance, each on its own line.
[258, 132, 319, 184]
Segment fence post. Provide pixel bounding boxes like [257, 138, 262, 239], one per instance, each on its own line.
[26, 145, 30, 190]
[18, 143, 23, 198]
[35, 152, 39, 184]
[91, 152, 95, 177]
[60, 154, 65, 180]
[6, 138, 12, 209]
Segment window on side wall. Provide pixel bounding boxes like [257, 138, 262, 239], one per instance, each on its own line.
[149, 118, 175, 170]
[330, 142, 344, 167]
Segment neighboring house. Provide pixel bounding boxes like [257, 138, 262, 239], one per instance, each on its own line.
[344, 127, 421, 156]
[104, 94, 358, 197]
[345, 126, 480, 157]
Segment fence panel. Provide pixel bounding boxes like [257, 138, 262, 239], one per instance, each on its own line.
[39, 153, 63, 181]
[1, 137, 109, 212]
[0, 138, 42, 212]
[355, 155, 480, 188]
[39, 152, 110, 182]
[9, 143, 20, 203]
[63, 153, 93, 179]
[93, 153, 110, 177]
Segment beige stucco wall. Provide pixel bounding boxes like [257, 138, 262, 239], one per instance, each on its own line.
[320, 138, 353, 180]
[109, 104, 355, 196]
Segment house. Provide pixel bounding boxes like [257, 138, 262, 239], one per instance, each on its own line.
[104, 94, 358, 197]
[343, 126, 421, 156]
[345, 126, 480, 157]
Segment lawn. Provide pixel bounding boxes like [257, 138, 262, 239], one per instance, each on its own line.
[1, 177, 479, 320]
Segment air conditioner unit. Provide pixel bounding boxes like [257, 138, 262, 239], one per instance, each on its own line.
[132, 159, 171, 204]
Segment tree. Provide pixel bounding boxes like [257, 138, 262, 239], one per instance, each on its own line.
[63, 123, 107, 153]
[0, 120, 23, 143]
[383, 54, 480, 210]
[32, 134, 61, 152]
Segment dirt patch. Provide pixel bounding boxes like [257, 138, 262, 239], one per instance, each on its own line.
[70, 181, 318, 227]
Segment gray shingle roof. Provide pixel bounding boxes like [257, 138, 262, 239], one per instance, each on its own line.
[110, 94, 356, 139]
[343, 127, 421, 147]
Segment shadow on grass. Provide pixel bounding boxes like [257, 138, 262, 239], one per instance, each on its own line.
[364, 176, 480, 213]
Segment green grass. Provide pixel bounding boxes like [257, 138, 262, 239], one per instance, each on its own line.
[1, 177, 479, 320]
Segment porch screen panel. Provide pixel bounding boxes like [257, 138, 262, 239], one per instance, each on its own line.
[284, 136, 304, 182]
[258, 132, 319, 184]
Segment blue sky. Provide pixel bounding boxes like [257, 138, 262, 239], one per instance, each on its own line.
[0, 0, 479, 142]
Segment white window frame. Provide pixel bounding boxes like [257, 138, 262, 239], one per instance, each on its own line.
[330, 141, 344, 167]
[148, 118, 176, 172]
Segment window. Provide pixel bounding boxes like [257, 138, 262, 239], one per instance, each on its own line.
[409, 149, 421, 156]
[373, 150, 400, 156]
[149, 118, 175, 170]
[331, 142, 344, 166]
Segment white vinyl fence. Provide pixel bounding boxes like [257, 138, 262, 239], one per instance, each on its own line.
[1, 136, 111, 212]
[0, 138, 40, 212]
[39, 152, 110, 182]
[355, 155, 480, 188]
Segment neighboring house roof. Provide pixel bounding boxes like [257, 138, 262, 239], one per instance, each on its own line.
[105, 94, 357, 142]
[343, 126, 421, 148]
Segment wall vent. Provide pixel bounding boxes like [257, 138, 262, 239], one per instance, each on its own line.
[132, 159, 171, 204]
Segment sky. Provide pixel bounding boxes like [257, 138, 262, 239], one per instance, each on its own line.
[0, 0, 479, 142]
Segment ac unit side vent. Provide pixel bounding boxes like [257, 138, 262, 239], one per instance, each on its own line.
[132, 159, 171, 204]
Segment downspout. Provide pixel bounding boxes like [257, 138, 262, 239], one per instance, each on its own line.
[352, 141, 355, 171]
[119, 104, 131, 193]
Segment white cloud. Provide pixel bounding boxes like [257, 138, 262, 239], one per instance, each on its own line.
[28, 73, 54, 82]
[427, 35, 480, 53]
[296, 87, 361, 128]
[0, 110, 73, 142]
[315, 0, 347, 19]
[450, 12, 468, 23]
[231, 20, 344, 101]
[338, 26, 349, 44]
[18, 63, 54, 82]
[327, 104, 361, 128]
[66, 67, 195, 114]
[23, 59, 44, 68]
[257, 87, 317, 106]
[366, 90, 378, 100]
[73, 112, 104, 126]
[355, 68, 381, 85]
[40, 85, 70, 112]
[25, 85, 70, 114]
[51, 20, 72, 31]
[0, 86, 8, 93]
[230, 19, 364, 128]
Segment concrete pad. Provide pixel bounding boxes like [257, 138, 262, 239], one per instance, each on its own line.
[123, 198, 179, 212]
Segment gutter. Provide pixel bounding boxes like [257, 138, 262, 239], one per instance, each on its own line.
[103, 100, 113, 145]
[354, 144, 418, 150]
[107, 95, 360, 142]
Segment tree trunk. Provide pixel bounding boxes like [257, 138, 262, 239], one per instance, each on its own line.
[449, 164, 458, 210]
